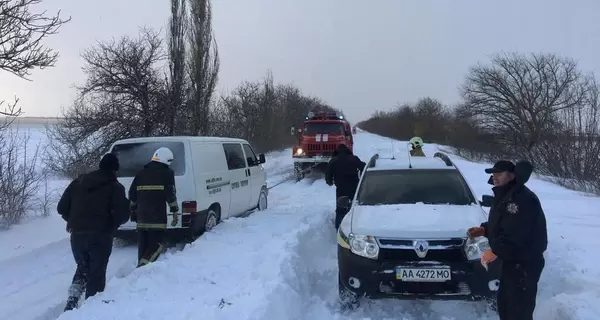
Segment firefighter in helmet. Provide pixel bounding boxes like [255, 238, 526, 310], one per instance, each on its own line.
[129, 147, 179, 267]
[409, 136, 426, 157]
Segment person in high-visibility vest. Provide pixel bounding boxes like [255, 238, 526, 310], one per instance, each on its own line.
[409, 136, 426, 156]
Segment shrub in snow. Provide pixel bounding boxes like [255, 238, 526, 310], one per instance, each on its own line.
[0, 126, 49, 228]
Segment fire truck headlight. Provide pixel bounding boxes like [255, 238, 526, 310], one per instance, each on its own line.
[295, 148, 304, 155]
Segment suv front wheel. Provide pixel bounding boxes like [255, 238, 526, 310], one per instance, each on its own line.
[338, 273, 360, 310]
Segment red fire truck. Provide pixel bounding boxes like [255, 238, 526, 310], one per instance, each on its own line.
[291, 110, 354, 181]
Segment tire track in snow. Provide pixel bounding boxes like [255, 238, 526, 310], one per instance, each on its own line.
[0, 238, 137, 320]
[33, 244, 188, 320]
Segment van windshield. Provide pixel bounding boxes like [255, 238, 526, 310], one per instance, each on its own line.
[111, 141, 186, 177]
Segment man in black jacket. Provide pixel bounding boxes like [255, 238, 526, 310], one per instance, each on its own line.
[129, 147, 179, 267]
[326, 144, 366, 229]
[57, 153, 130, 311]
[468, 160, 548, 320]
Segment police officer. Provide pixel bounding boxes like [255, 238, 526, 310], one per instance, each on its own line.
[409, 136, 426, 156]
[325, 144, 366, 229]
[467, 160, 548, 320]
[57, 153, 130, 311]
[129, 147, 180, 267]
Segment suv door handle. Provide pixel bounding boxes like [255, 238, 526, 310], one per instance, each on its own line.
[246, 168, 251, 176]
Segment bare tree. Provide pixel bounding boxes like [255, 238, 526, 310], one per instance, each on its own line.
[0, 0, 70, 116]
[461, 52, 589, 158]
[0, 127, 44, 228]
[357, 98, 453, 144]
[79, 27, 166, 136]
[212, 72, 335, 152]
[44, 28, 168, 177]
[187, 0, 219, 135]
[166, 0, 188, 135]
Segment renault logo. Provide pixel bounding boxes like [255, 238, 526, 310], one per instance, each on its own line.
[413, 240, 429, 258]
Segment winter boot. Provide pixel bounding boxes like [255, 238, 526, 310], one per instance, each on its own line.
[64, 296, 79, 312]
[64, 277, 85, 312]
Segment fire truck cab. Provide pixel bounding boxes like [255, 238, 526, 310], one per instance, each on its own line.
[291, 110, 354, 181]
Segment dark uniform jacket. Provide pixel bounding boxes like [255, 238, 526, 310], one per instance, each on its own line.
[326, 146, 366, 197]
[129, 161, 179, 229]
[481, 180, 548, 263]
[410, 148, 425, 157]
[57, 169, 130, 234]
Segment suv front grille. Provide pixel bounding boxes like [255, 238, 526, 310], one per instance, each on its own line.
[379, 248, 465, 262]
[378, 238, 465, 247]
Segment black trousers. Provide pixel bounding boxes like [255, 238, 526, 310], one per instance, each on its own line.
[335, 186, 356, 229]
[497, 258, 545, 320]
[68, 233, 113, 301]
[137, 229, 166, 267]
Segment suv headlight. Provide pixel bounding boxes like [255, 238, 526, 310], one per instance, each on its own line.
[349, 233, 379, 259]
[295, 148, 304, 156]
[464, 236, 491, 260]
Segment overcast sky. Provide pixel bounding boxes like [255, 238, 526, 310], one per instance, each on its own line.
[1, 0, 599, 123]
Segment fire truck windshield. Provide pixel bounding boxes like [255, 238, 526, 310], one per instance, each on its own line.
[303, 123, 345, 135]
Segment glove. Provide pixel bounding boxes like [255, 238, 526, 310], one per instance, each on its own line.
[171, 212, 179, 227]
[467, 226, 485, 239]
[481, 250, 498, 267]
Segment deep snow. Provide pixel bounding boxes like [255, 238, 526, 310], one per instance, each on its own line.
[0, 128, 599, 320]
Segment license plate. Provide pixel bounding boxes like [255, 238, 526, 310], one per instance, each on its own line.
[395, 267, 451, 282]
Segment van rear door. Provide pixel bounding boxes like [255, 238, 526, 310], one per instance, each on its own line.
[110, 140, 194, 230]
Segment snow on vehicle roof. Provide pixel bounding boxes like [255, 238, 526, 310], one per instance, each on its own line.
[367, 154, 456, 171]
[113, 136, 248, 145]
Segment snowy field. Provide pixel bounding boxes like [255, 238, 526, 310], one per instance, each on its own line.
[0, 126, 599, 320]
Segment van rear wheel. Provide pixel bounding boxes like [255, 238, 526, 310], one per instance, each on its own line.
[205, 209, 219, 231]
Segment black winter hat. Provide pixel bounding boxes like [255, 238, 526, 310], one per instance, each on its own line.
[99, 153, 120, 171]
[336, 144, 352, 155]
[484, 160, 515, 174]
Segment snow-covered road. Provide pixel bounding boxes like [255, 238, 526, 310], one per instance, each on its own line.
[1, 131, 599, 320]
[0, 237, 137, 320]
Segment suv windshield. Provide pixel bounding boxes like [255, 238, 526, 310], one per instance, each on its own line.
[356, 169, 475, 206]
[304, 123, 345, 135]
[111, 141, 185, 177]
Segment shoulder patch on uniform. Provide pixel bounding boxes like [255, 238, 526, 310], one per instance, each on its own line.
[506, 202, 519, 214]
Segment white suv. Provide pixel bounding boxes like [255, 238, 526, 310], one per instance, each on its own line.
[336, 152, 500, 310]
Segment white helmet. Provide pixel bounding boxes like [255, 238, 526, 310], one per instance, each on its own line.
[151, 147, 174, 166]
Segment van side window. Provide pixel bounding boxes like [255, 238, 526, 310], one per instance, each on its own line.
[242, 144, 258, 167]
[222, 143, 247, 170]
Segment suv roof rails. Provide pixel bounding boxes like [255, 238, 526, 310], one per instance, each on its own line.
[433, 152, 454, 167]
[367, 153, 380, 168]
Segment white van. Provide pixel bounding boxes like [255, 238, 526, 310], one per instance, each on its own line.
[107, 136, 268, 242]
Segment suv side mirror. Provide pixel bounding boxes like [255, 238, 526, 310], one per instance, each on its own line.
[258, 153, 266, 164]
[480, 195, 493, 208]
[336, 196, 351, 209]
[290, 127, 296, 136]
